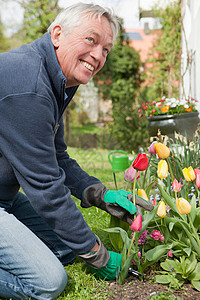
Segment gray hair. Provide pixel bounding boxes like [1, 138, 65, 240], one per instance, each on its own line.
[47, 2, 119, 43]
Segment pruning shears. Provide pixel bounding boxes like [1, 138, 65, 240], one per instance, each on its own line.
[128, 267, 143, 278]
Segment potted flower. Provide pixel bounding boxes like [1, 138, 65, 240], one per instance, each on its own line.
[138, 97, 200, 139]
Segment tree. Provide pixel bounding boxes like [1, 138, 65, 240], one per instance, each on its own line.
[147, 0, 181, 99]
[94, 24, 148, 152]
[21, 0, 60, 43]
[0, 17, 10, 52]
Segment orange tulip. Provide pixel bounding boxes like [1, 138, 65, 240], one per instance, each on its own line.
[182, 166, 196, 182]
[138, 189, 149, 201]
[176, 198, 191, 215]
[157, 160, 168, 179]
[154, 143, 170, 159]
[157, 201, 166, 218]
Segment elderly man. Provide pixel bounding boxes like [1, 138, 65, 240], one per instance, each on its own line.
[0, 2, 153, 299]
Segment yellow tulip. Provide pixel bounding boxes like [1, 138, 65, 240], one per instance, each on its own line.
[138, 189, 149, 201]
[154, 142, 170, 159]
[182, 166, 196, 182]
[176, 198, 191, 215]
[157, 160, 168, 179]
[157, 201, 166, 218]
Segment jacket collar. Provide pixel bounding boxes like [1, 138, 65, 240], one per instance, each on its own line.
[32, 33, 78, 106]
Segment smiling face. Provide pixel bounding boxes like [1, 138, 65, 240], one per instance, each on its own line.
[51, 15, 113, 87]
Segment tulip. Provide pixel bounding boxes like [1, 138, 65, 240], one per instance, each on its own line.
[194, 168, 200, 188]
[132, 153, 148, 171]
[157, 160, 168, 179]
[138, 189, 149, 201]
[151, 199, 156, 206]
[176, 198, 191, 215]
[148, 141, 157, 154]
[124, 166, 140, 182]
[172, 179, 183, 193]
[157, 201, 166, 218]
[130, 214, 142, 231]
[154, 142, 170, 159]
[182, 166, 196, 182]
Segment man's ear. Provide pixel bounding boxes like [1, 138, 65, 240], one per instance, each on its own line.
[51, 25, 62, 48]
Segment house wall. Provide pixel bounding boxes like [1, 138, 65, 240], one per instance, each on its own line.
[181, 0, 200, 111]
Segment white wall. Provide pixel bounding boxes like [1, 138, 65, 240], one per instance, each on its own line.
[181, 0, 200, 111]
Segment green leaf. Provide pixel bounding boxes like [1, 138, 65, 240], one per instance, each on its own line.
[155, 275, 171, 284]
[185, 258, 197, 275]
[188, 263, 200, 281]
[145, 244, 172, 262]
[139, 204, 158, 233]
[118, 252, 135, 285]
[160, 259, 178, 272]
[169, 222, 175, 231]
[191, 280, 200, 291]
[108, 216, 129, 252]
[190, 195, 197, 223]
[183, 247, 191, 256]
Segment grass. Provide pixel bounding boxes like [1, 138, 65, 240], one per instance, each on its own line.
[70, 123, 102, 135]
[57, 147, 126, 299]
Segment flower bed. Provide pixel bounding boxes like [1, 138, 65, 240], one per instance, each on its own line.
[138, 97, 198, 118]
[105, 131, 200, 292]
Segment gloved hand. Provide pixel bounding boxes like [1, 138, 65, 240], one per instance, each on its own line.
[81, 183, 154, 224]
[90, 251, 122, 280]
[79, 235, 121, 280]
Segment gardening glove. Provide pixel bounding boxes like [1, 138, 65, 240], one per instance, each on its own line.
[79, 234, 121, 280]
[81, 183, 154, 224]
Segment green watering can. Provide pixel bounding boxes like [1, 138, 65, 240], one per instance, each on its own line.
[108, 150, 130, 172]
[108, 150, 130, 189]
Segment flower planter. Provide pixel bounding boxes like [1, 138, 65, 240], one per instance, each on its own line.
[147, 111, 200, 139]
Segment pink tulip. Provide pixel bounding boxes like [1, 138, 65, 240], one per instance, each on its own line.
[172, 179, 183, 193]
[124, 166, 140, 182]
[194, 168, 200, 188]
[148, 141, 158, 154]
[130, 214, 142, 231]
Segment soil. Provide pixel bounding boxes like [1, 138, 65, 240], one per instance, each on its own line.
[106, 273, 200, 299]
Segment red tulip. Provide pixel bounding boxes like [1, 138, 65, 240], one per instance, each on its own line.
[132, 154, 148, 171]
[130, 214, 142, 231]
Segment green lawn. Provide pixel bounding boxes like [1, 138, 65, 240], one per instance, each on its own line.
[57, 147, 125, 299]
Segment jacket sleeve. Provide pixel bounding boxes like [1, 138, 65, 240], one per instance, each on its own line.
[54, 119, 101, 200]
[0, 94, 96, 254]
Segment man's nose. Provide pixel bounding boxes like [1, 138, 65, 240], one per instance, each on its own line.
[90, 45, 104, 61]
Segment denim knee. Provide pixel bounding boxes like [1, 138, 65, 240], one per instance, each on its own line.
[37, 265, 68, 299]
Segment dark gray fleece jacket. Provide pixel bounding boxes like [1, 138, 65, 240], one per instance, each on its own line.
[0, 33, 101, 254]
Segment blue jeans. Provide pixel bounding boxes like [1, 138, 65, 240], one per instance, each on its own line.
[0, 192, 76, 299]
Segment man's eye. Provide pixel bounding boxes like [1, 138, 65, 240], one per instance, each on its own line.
[103, 48, 109, 54]
[87, 37, 94, 43]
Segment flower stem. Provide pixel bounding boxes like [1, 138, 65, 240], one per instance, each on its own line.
[143, 154, 152, 189]
[132, 170, 138, 206]
[127, 232, 135, 258]
[192, 182, 200, 207]
[166, 157, 174, 182]
[188, 214, 200, 248]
